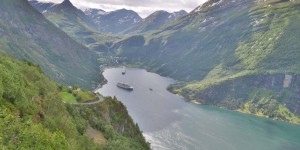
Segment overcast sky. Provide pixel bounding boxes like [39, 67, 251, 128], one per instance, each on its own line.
[37, 0, 207, 18]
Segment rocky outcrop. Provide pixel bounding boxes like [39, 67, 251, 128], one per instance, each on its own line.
[180, 73, 300, 123]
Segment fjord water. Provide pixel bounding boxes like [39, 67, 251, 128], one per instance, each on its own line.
[96, 68, 300, 150]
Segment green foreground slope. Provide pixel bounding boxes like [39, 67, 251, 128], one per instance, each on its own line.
[0, 0, 99, 89]
[112, 0, 300, 123]
[0, 56, 149, 149]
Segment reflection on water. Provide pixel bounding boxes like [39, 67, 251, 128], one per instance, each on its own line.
[96, 68, 300, 150]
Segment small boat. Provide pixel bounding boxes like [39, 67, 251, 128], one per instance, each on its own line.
[122, 67, 126, 75]
[117, 82, 133, 91]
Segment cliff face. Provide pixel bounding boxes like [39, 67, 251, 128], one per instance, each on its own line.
[178, 74, 300, 123]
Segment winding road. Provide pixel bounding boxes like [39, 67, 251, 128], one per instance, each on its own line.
[63, 96, 104, 105]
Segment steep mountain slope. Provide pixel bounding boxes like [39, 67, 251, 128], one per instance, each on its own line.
[0, 56, 150, 149]
[112, 0, 300, 123]
[45, 0, 97, 29]
[84, 8, 142, 34]
[84, 8, 106, 23]
[124, 10, 187, 34]
[30, 0, 117, 51]
[28, 0, 54, 12]
[0, 0, 99, 89]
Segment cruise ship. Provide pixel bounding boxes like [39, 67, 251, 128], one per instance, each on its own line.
[122, 67, 126, 75]
[117, 82, 133, 91]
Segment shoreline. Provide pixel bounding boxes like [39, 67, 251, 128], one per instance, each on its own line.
[190, 99, 300, 125]
[187, 98, 300, 125]
[235, 109, 300, 125]
[190, 100, 201, 105]
[95, 66, 300, 126]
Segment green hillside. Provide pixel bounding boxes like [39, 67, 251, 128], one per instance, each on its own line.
[0, 1, 150, 149]
[112, 0, 300, 123]
[0, 56, 150, 149]
[0, 0, 99, 89]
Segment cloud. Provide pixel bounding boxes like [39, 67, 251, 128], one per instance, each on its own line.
[37, 0, 207, 18]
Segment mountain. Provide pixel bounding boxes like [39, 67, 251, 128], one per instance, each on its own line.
[29, 0, 117, 51]
[112, 0, 300, 123]
[171, 10, 188, 18]
[84, 8, 107, 24]
[124, 10, 188, 34]
[44, 0, 94, 28]
[0, 0, 100, 89]
[84, 8, 142, 34]
[30, 1, 142, 35]
[28, 0, 54, 12]
[0, 56, 150, 149]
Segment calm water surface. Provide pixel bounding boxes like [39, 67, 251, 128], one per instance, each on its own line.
[96, 68, 300, 150]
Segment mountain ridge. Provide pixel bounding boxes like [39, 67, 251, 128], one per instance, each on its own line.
[84, 8, 142, 34]
[29, 0, 187, 35]
[27, 0, 55, 12]
[29, 0, 118, 51]
[123, 10, 188, 34]
[42, 0, 98, 30]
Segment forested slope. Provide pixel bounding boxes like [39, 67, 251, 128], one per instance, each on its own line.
[0, 56, 149, 149]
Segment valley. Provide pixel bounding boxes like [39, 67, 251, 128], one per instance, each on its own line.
[0, 0, 299, 149]
[108, 0, 300, 124]
[97, 67, 300, 150]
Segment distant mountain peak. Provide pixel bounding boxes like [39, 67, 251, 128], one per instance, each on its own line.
[83, 8, 142, 33]
[176, 10, 188, 14]
[28, 0, 55, 13]
[84, 8, 106, 16]
[123, 9, 187, 34]
[62, 0, 72, 5]
[110, 8, 138, 14]
[150, 10, 187, 18]
[47, 0, 80, 14]
[172, 10, 188, 18]
[119, 8, 128, 11]
[60, 0, 75, 8]
[153, 10, 169, 14]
